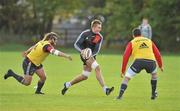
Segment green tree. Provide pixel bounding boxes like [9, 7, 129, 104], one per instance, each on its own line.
[90, 0, 180, 51]
[150, 0, 180, 51]
[0, 0, 83, 35]
[30, 0, 83, 35]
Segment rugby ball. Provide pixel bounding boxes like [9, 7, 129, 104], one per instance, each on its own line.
[81, 48, 92, 59]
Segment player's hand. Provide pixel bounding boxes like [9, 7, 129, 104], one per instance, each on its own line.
[80, 49, 85, 56]
[121, 73, 125, 78]
[160, 67, 164, 72]
[67, 55, 72, 61]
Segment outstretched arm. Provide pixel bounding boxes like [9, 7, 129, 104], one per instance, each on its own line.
[51, 49, 72, 61]
[43, 44, 72, 61]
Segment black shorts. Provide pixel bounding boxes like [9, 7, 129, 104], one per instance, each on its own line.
[130, 59, 156, 73]
[80, 55, 96, 65]
[22, 58, 43, 76]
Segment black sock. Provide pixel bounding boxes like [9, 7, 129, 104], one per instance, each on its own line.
[151, 79, 157, 94]
[119, 84, 127, 97]
[36, 81, 45, 93]
[11, 72, 24, 83]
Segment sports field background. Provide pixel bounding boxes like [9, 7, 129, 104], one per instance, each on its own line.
[0, 44, 180, 111]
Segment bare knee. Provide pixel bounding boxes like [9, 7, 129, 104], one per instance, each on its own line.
[82, 75, 88, 80]
[122, 77, 131, 84]
[82, 70, 90, 79]
[91, 61, 99, 70]
[95, 66, 100, 71]
[40, 76, 46, 81]
[36, 68, 47, 82]
[23, 76, 32, 86]
[151, 73, 157, 80]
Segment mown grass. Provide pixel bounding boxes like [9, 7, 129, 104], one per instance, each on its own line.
[0, 45, 180, 111]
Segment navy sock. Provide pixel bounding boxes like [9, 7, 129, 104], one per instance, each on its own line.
[36, 81, 45, 92]
[11, 72, 24, 83]
[119, 84, 127, 97]
[151, 80, 157, 94]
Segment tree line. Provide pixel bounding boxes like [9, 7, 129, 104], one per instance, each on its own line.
[0, 0, 179, 51]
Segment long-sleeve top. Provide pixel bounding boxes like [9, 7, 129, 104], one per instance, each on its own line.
[121, 37, 162, 74]
[74, 29, 103, 56]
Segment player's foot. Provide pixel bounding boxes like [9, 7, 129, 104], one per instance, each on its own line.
[35, 91, 45, 95]
[151, 91, 158, 100]
[116, 95, 122, 100]
[116, 91, 124, 100]
[61, 82, 68, 95]
[106, 86, 114, 96]
[4, 69, 14, 79]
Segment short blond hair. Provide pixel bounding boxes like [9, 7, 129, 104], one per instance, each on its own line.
[91, 19, 102, 28]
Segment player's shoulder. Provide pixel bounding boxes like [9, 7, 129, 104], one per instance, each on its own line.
[79, 29, 91, 37]
[81, 29, 91, 34]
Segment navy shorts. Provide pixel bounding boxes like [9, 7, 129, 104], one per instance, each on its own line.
[22, 58, 43, 76]
[130, 59, 156, 73]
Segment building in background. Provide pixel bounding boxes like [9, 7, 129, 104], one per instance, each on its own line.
[52, 16, 87, 46]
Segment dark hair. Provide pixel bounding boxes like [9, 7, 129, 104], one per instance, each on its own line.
[132, 28, 141, 37]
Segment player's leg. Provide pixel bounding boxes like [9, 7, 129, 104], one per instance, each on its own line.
[86, 57, 114, 95]
[70, 65, 91, 85]
[35, 66, 46, 94]
[21, 58, 35, 86]
[117, 60, 140, 99]
[62, 65, 91, 95]
[4, 58, 33, 86]
[22, 75, 32, 86]
[4, 69, 23, 82]
[151, 73, 158, 99]
[61, 55, 92, 95]
[116, 69, 133, 99]
[145, 60, 158, 100]
[4, 69, 32, 85]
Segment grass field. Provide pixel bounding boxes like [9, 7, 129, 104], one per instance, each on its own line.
[0, 45, 180, 111]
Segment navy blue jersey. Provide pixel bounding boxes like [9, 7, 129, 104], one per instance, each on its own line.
[74, 29, 103, 56]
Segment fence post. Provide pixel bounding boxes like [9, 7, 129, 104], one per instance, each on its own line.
[64, 28, 68, 46]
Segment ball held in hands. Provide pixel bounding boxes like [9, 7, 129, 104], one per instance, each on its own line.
[81, 48, 92, 59]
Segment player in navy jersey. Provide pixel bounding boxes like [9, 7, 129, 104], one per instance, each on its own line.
[61, 19, 114, 96]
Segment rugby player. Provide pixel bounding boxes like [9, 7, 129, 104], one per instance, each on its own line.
[61, 19, 114, 96]
[4, 32, 72, 94]
[117, 28, 163, 100]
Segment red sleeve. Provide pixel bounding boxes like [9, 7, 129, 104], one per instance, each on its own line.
[152, 42, 163, 68]
[43, 44, 54, 53]
[121, 42, 132, 74]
